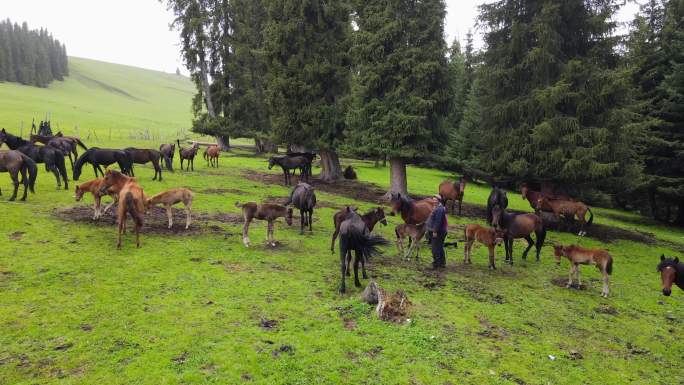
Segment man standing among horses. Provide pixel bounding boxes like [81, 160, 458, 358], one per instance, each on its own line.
[426, 194, 448, 269]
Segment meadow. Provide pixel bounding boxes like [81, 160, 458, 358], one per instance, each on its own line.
[1, 59, 683, 385]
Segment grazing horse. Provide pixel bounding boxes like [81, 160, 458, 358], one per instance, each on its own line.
[0, 150, 37, 201]
[124, 148, 165, 181]
[520, 184, 573, 211]
[203, 145, 220, 168]
[554, 244, 613, 297]
[177, 140, 200, 171]
[0, 129, 68, 190]
[463, 224, 504, 269]
[159, 143, 175, 171]
[657, 255, 684, 296]
[73, 148, 134, 180]
[338, 210, 388, 293]
[236, 201, 293, 247]
[395, 223, 426, 261]
[99, 170, 145, 249]
[389, 193, 438, 225]
[75, 178, 118, 219]
[491, 205, 546, 264]
[486, 186, 508, 225]
[537, 196, 593, 236]
[439, 178, 466, 215]
[146, 188, 194, 229]
[268, 155, 310, 185]
[331, 207, 387, 253]
[30, 133, 88, 170]
[287, 183, 317, 234]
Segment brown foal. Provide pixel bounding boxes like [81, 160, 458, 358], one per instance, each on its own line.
[236, 201, 293, 247]
[554, 244, 613, 297]
[75, 178, 118, 219]
[146, 188, 194, 229]
[463, 224, 504, 269]
[100, 170, 145, 249]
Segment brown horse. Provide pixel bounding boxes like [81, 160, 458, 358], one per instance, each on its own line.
[203, 145, 220, 168]
[236, 201, 293, 247]
[553, 244, 613, 297]
[389, 193, 438, 225]
[657, 255, 683, 296]
[124, 148, 165, 181]
[439, 178, 465, 215]
[463, 224, 504, 269]
[492, 205, 546, 264]
[75, 178, 118, 219]
[520, 184, 573, 211]
[537, 196, 593, 236]
[177, 140, 199, 171]
[159, 143, 175, 171]
[395, 223, 426, 261]
[100, 170, 145, 249]
[331, 207, 387, 252]
[146, 188, 194, 229]
[0, 150, 37, 201]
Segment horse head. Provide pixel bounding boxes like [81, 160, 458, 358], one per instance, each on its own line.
[268, 157, 277, 170]
[658, 254, 680, 296]
[376, 207, 388, 226]
[491, 204, 505, 230]
[553, 244, 566, 265]
[389, 192, 403, 216]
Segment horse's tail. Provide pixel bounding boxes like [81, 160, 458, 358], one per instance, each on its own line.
[177, 139, 181, 149]
[606, 254, 613, 275]
[55, 151, 69, 185]
[586, 206, 594, 226]
[351, 233, 389, 262]
[20, 154, 37, 193]
[74, 138, 88, 151]
[125, 192, 144, 227]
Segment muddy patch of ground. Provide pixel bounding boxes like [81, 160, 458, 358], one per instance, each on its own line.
[54, 205, 242, 236]
[550, 277, 587, 290]
[202, 188, 247, 195]
[476, 317, 508, 340]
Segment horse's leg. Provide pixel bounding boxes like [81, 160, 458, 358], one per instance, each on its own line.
[166, 204, 173, 229]
[309, 209, 313, 232]
[601, 269, 610, 297]
[575, 264, 582, 287]
[94, 196, 101, 219]
[535, 229, 545, 261]
[96, 164, 105, 177]
[191, 157, 194, 171]
[345, 251, 352, 276]
[507, 237, 514, 264]
[51, 166, 61, 190]
[488, 245, 496, 269]
[267, 221, 274, 246]
[184, 202, 192, 229]
[464, 240, 470, 264]
[8, 171, 19, 201]
[299, 209, 305, 234]
[522, 235, 534, 260]
[339, 242, 347, 293]
[360, 253, 368, 279]
[353, 250, 362, 287]
[242, 218, 252, 247]
[331, 228, 339, 254]
[135, 222, 140, 248]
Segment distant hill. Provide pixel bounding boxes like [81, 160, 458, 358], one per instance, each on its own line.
[0, 57, 195, 144]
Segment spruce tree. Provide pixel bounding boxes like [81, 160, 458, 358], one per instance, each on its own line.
[347, 0, 450, 195]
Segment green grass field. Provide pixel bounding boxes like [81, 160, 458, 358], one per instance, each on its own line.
[1, 59, 683, 385]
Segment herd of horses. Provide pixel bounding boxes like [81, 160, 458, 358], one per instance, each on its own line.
[1, 129, 682, 298]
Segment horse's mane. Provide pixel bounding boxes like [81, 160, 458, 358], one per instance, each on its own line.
[657, 258, 683, 274]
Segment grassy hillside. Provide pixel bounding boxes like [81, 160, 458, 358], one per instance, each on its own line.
[0, 57, 195, 144]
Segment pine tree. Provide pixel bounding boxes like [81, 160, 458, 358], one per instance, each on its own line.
[475, 0, 639, 196]
[264, 0, 352, 180]
[347, 0, 451, 195]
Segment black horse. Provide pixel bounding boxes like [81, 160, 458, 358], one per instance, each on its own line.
[73, 148, 134, 180]
[486, 186, 508, 225]
[159, 143, 175, 171]
[124, 148, 168, 181]
[287, 182, 317, 234]
[0, 150, 37, 201]
[286, 152, 316, 177]
[30, 133, 88, 171]
[339, 210, 388, 293]
[0, 128, 69, 190]
[269, 155, 311, 185]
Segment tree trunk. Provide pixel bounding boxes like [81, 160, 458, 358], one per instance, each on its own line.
[255, 138, 264, 153]
[387, 157, 408, 197]
[199, 55, 230, 151]
[216, 135, 229, 151]
[319, 149, 342, 182]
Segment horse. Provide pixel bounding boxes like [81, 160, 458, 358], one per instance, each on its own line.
[537, 196, 593, 236]
[177, 140, 200, 171]
[286, 152, 316, 177]
[0, 150, 37, 201]
[389, 192, 438, 225]
[491, 205, 546, 264]
[0, 129, 68, 190]
[268, 155, 310, 185]
[235, 201, 293, 247]
[657, 255, 684, 296]
[75, 178, 118, 219]
[395, 223, 426, 261]
[553, 244, 613, 297]
[203, 145, 220, 168]
[338, 210, 388, 293]
[520, 184, 573, 211]
[30, 133, 88, 170]
[99, 170, 145, 249]
[343, 165, 357, 180]
[159, 143, 175, 171]
[287, 183, 317, 234]
[73, 148, 134, 180]
[439, 178, 466, 215]
[146, 188, 195, 229]
[331, 207, 387, 253]
[463, 224, 504, 269]
[124, 148, 165, 181]
[486, 186, 508, 225]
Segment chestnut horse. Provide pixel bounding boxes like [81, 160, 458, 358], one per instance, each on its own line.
[463, 224, 504, 269]
[75, 178, 118, 219]
[492, 205, 546, 264]
[553, 244, 613, 297]
[537, 196, 593, 236]
[389, 193, 438, 225]
[439, 178, 465, 215]
[99, 170, 145, 249]
[204, 145, 220, 168]
[520, 184, 572, 211]
[657, 255, 683, 296]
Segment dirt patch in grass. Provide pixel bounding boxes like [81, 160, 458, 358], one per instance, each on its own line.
[476, 317, 508, 340]
[594, 304, 619, 316]
[53, 205, 241, 236]
[202, 188, 247, 195]
[8, 231, 25, 240]
[550, 277, 587, 290]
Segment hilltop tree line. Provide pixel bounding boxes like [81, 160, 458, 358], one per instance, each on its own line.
[167, 0, 684, 225]
[0, 19, 68, 87]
